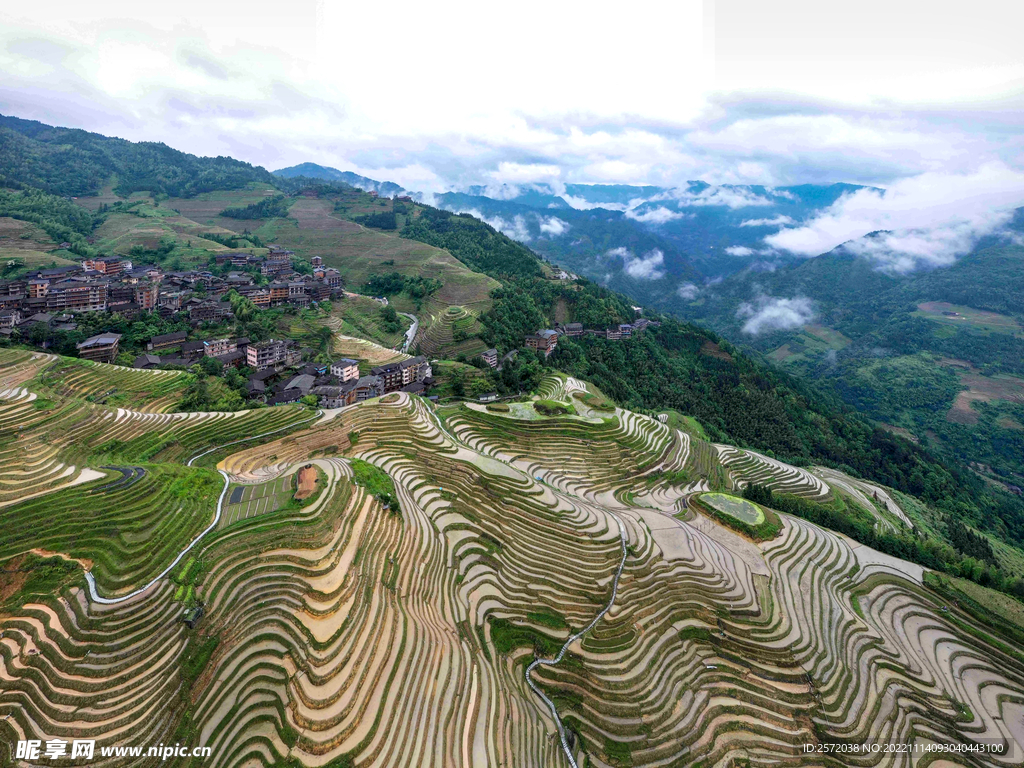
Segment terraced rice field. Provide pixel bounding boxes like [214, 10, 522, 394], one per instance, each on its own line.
[701, 492, 764, 524]
[37, 356, 190, 412]
[1, 368, 1023, 767]
[418, 304, 487, 358]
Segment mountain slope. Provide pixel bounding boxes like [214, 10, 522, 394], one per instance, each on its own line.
[0, 113, 276, 197]
[2, 362, 1024, 767]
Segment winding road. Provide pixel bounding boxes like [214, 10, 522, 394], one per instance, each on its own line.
[398, 312, 418, 353]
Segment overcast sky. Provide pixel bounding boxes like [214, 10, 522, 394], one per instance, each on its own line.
[3, 1, 1024, 262]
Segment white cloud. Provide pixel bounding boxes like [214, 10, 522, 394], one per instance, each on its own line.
[737, 296, 814, 335]
[625, 206, 687, 224]
[725, 246, 755, 256]
[677, 282, 699, 300]
[740, 215, 795, 227]
[1, 1, 1023, 206]
[609, 247, 666, 280]
[667, 185, 775, 208]
[538, 216, 570, 236]
[765, 163, 1024, 271]
[459, 208, 532, 242]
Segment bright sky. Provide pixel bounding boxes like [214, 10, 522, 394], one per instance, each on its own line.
[1, 0, 1023, 199]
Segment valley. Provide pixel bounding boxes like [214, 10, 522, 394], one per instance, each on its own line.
[2, 112, 1024, 768]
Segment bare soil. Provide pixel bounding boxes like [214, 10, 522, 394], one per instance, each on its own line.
[294, 465, 318, 500]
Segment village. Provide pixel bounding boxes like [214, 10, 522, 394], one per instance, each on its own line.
[0, 245, 344, 343]
[0, 240, 662, 411]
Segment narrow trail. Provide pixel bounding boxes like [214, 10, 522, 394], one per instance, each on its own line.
[526, 514, 628, 768]
[424, 399, 630, 767]
[83, 409, 322, 605]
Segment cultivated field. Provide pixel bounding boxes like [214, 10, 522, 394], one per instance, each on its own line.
[2, 368, 1023, 767]
[916, 301, 1023, 336]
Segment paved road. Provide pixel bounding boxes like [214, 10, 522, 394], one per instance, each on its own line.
[398, 312, 418, 353]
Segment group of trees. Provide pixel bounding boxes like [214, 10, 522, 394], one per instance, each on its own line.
[354, 210, 397, 230]
[0, 187, 97, 253]
[362, 272, 441, 302]
[220, 195, 289, 220]
[402, 206, 543, 279]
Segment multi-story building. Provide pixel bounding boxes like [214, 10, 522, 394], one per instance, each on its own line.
[558, 322, 583, 337]
[246, 338, 291, 370]
[148, 331, 188, 351]
[77, 332, 121, 363]
[135, 281, 159, 310]
[89, 256, 124, 276]
[189, 301, 233, 323]
[248, 289, 271, 308]
[322, 268, 343, 288]
[482, 348, 498, 368]
[203, 338, 236, 357]
[0, 309, 21, 330]
[330, 358, 360, 382]
[399, 356, 431, 385]
[44, 280, 108, 313]
[27, 278, 49, 299]
[353, 375, 384, 401]
[268, 282, 289, 305]
[369, 362, 404, 393]
[525, 329, 559, 357]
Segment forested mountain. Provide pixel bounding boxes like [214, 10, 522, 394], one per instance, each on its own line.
[273, 162, 405, 197]
[674, 217, 1024, 492]
[0, 114, 276, 197]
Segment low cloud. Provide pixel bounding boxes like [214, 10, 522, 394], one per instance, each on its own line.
[460, 208, 532, 242]
[668, 185, 775, 209]
[737, 296, 814, 335]
[676, 282, 699, 300]
[765, 164, 1024, 271]
[609, 247, 666, 280]
[625, 206, 687, 224]
[538, 216, 570, 236]
[725, 245, 755, 256]
[740, 215, 795, 227]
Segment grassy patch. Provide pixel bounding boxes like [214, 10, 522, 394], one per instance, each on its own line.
[534, 399, 576, 417]
[489, 617, 562, 658]
[350, 459, 401, 516]
[0, 554, 81, 610]
[690, 493, 782, 542]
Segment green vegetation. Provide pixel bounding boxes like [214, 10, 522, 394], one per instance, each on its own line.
[0, 187, 97, 254]
[534, 399, 576, 417]
[0, 554, 81, 611]
[220, 194, 289, 219]
[355, 210, 397, 230]
[694, 492, 780, 541]
[350, 458, 401, 516]
[403, 207, 543, 279]
[0, 113, 276, 197]
[489, 617, 561, 657]
[701, 493, 765, 525]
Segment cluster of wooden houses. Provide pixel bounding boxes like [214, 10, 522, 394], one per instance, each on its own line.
[0, 247, 344, 351]
[522, 318, 660, 358]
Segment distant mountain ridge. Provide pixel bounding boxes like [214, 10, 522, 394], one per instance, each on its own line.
[272, 162, 406, 197]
